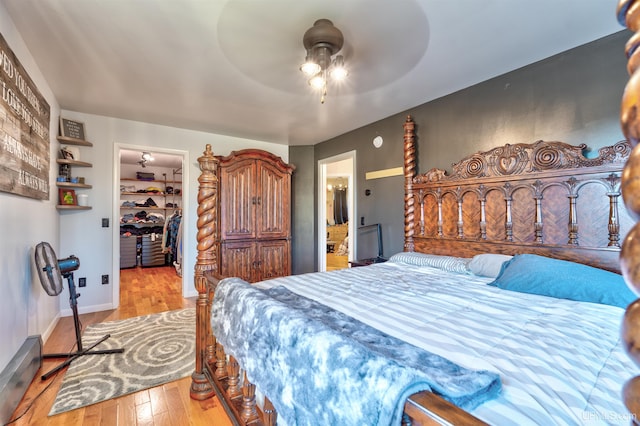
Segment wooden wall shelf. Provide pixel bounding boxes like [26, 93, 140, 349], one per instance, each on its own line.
[56, 182, 92, 189]
[57, 136, 93, 147]
[56, 205, 92, 211]
[57, 159, 92, 167]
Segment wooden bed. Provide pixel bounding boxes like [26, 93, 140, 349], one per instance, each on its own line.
[616, 0, 640, 422]
[189, 109, 636, 424]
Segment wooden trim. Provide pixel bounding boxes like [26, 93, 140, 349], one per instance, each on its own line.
[365, 167, 403, 180]
[217, 148, 295, 175]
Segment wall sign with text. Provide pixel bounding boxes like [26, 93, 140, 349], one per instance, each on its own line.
[59, 117, 85, 141]
[0, 32, 51, 200]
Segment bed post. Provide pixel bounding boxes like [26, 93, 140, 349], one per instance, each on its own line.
[403, 115, 417, 251]
[190, 144, 220, 400]
[617, 1, 640, 421]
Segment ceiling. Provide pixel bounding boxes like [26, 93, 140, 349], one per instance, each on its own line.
[2, 0, 624, 146]
[119, 149, 183, 168]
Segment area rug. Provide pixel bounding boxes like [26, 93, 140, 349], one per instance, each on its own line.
[49, 308, 195, 416]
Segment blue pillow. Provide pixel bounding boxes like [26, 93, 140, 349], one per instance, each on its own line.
[488, 254, 637, 308]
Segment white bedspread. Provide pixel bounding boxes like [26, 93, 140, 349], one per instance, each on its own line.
[255, 260, 636, 425]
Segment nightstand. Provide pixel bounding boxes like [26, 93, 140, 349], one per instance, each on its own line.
[349, 257, 387, 268]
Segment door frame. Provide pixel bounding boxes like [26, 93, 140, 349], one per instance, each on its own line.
[111, 143, 189, 308]
[317, 151, 356, 272]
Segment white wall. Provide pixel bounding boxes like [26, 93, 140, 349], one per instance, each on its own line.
[58, 110, 289, 312]
[0, 4, 61, 369]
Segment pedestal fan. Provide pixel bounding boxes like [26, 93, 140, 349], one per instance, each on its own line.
[34, 242, 124, 380]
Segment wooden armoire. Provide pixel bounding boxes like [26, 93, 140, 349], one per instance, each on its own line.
[217, 149, 295, 283]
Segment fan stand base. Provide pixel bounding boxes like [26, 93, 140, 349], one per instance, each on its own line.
[40, 271, 125, 381]
[41, 334, 124, 381]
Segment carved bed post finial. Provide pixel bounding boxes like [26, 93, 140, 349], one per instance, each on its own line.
[616, 1, 640, 421]
[191, 143, 220, 400]
[404, 116, 417, 251]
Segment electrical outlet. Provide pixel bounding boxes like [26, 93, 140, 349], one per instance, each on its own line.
[78, 277, 86, 287]
[101, 274, 109, 285]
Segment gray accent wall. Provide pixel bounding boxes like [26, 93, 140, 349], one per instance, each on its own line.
[290, 30, 630, 274]
[289, 146, 316, 274]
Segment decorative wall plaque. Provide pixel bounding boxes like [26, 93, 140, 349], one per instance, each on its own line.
[59, 117, 85, 140]
[0, 32, 51, 200]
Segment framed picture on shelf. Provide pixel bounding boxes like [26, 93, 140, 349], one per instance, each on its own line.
[59, 117, 86, 140]
[59, 147, 74, 160]
[59, 188, 77, 205]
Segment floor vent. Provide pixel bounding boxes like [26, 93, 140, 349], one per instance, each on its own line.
[0, 336, 42, 424]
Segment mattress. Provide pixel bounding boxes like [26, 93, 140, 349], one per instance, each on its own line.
[254, 259, 635, 425]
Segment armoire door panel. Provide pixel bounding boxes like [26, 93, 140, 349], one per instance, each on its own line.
[257, 162, 291, 239]
[216, 149, 294, 282]
[256, 240, 290, 280]
[220, 160, 256, 240]
[221, 241, 255, 283]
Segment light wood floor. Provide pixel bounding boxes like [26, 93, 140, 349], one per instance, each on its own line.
[8, 266, 233, 426]
[326, 253, 348, 271]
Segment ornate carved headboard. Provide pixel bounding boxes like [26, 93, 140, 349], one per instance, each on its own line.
[402, 116, 632, 273]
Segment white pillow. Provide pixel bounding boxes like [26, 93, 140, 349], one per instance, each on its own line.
[468, 254, 513, 278]
[388, 252, 471, 274]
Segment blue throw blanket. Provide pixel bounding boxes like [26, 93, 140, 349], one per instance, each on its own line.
[211, 278, 501, 426]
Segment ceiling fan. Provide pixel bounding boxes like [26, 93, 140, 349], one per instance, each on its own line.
[137, 151, 154, 168]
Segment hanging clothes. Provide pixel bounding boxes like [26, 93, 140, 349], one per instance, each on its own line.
[162, 212, 182, 269]
[333, 188, 348, 225]
[173, 218, 183, 276]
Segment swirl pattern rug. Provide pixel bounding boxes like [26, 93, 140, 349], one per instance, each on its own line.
[49, 308, 195, 416]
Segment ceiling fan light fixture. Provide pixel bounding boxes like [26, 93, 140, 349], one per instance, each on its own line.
[142, 152, 154, 161]
[329, 55, 348, 81]
[300, 53, 321, 76]
[308, 72, 326, 90]
[300, 19, 347, 103]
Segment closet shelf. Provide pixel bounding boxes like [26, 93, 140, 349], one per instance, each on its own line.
[121, 191, 168, 196]
[120, 206, 176, 210]
[121, 177, 181, 184]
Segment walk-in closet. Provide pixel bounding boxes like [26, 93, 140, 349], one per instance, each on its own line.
[119, 149, 183, 295]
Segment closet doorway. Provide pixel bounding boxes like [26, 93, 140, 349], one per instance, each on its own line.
[113, 145, 187, 309]
[318, 152, 355, 272]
